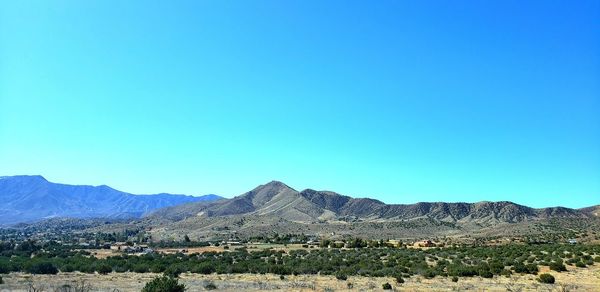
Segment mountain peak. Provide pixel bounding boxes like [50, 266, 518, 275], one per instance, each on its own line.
[1, 175, 48, 183]
[252, 180, 296, 193]
[241, 180, 298, 207]
[10, 174, 46, 179]
[263, 180, 290, 188]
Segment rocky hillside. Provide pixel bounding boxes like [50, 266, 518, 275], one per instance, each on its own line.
[580, 205, 600, 217]
[148, 180, 590, 225]
[0, 175, 222, 225]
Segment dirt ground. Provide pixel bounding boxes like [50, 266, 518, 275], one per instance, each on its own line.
[155, 246, 227, 254]
[153, 243, 314, 255]
[1, 264, 598, 292]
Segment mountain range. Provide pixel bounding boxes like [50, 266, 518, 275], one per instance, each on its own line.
[0, 175, 222, 225]
[149, 180, 594, 224]
[137, 181, 600, 241]
[2, 176, 598, 240]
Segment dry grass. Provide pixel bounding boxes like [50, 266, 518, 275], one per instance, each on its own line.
[155, 246, 227, 254]
[1, 264, 598, 292]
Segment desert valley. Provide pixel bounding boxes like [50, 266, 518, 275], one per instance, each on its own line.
[0, 176, 599, 291]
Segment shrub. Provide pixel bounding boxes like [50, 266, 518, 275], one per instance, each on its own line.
[382, 282, 392, 290]
[549, 262, 566, 272]
[525, 263, 539, 274]
[575, 261, 586, 268]
[26, 262, 58, 274]
[513, 263, 527, 273]
[451, 276, 458, 282]
[0, 276, 3, 284]
[96, 264, 112, 274]
[0, 263, 9, 274]
[165, 266, 184, 278]
[142, 276, 186, 292]
[134, 264, 149, 273]
[279, 275, 285, 280]
[204, 282, 217, 290]
[191, 262, 214, 275]
[395, 276, 404, 284]
[423, 269, 436, 279]
[538, 273, 555, 284]
[335, 273, 347, 281]
[479, 269, 493, 278]
[113, 265, 129, 273]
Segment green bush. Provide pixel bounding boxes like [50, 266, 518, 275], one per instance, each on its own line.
[479, 269, 493, 278]
[26, 262, 58, 274]
[549, 262, 566, 272]
[382, 282, 392, 290]
[500, 269, 512, 277]
[61, 264, 75, 272]
[575, 261, 586, 268]
[335, 273, 347, 281]
[96, 263, 112, 274]
[423, 269, 436, 279]
[204, 282, 217, 290]
[142, 276, 186, 292]
[164, 266, 184, 278]
[538, 273, 555, 284]
[134, 264, 150, 273]
[395, 276, 404, 283]
[525, 263, 539, 274]
[451, 276, 458, 282]
[0, 263, 9, 274]
[0, 276, 3, 284]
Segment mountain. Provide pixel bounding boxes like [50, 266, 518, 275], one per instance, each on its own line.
[149, 181, 591, 225]
[0, 175, 222, 225]
[580, 205, 600, 217]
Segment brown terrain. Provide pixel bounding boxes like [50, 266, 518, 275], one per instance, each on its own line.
[79, 181, 600, 243]
[2, 264, 599, 292]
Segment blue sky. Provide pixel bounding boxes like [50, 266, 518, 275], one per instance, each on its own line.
[1, 1, 598, 208]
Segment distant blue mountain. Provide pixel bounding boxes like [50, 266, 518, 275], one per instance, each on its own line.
[0, 175, 222, 225]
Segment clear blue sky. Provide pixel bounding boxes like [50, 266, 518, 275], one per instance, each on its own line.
[1, 1, 598, 208]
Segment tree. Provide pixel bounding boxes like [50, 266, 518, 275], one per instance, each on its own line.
[184, 235, 191, 243]
[142, 276, 186, 292]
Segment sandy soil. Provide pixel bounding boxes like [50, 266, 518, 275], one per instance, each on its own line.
[1, 265, 598, 291]
[155, 246, 227, 254]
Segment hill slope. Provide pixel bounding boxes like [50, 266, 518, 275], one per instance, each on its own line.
[149, 181, 591, 226]
[0, 175, 222, 225]
[580, 205, 600, 217]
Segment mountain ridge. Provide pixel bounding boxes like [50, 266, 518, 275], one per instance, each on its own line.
[0, 175, 222, 225]
[147, 180, 593, 226]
